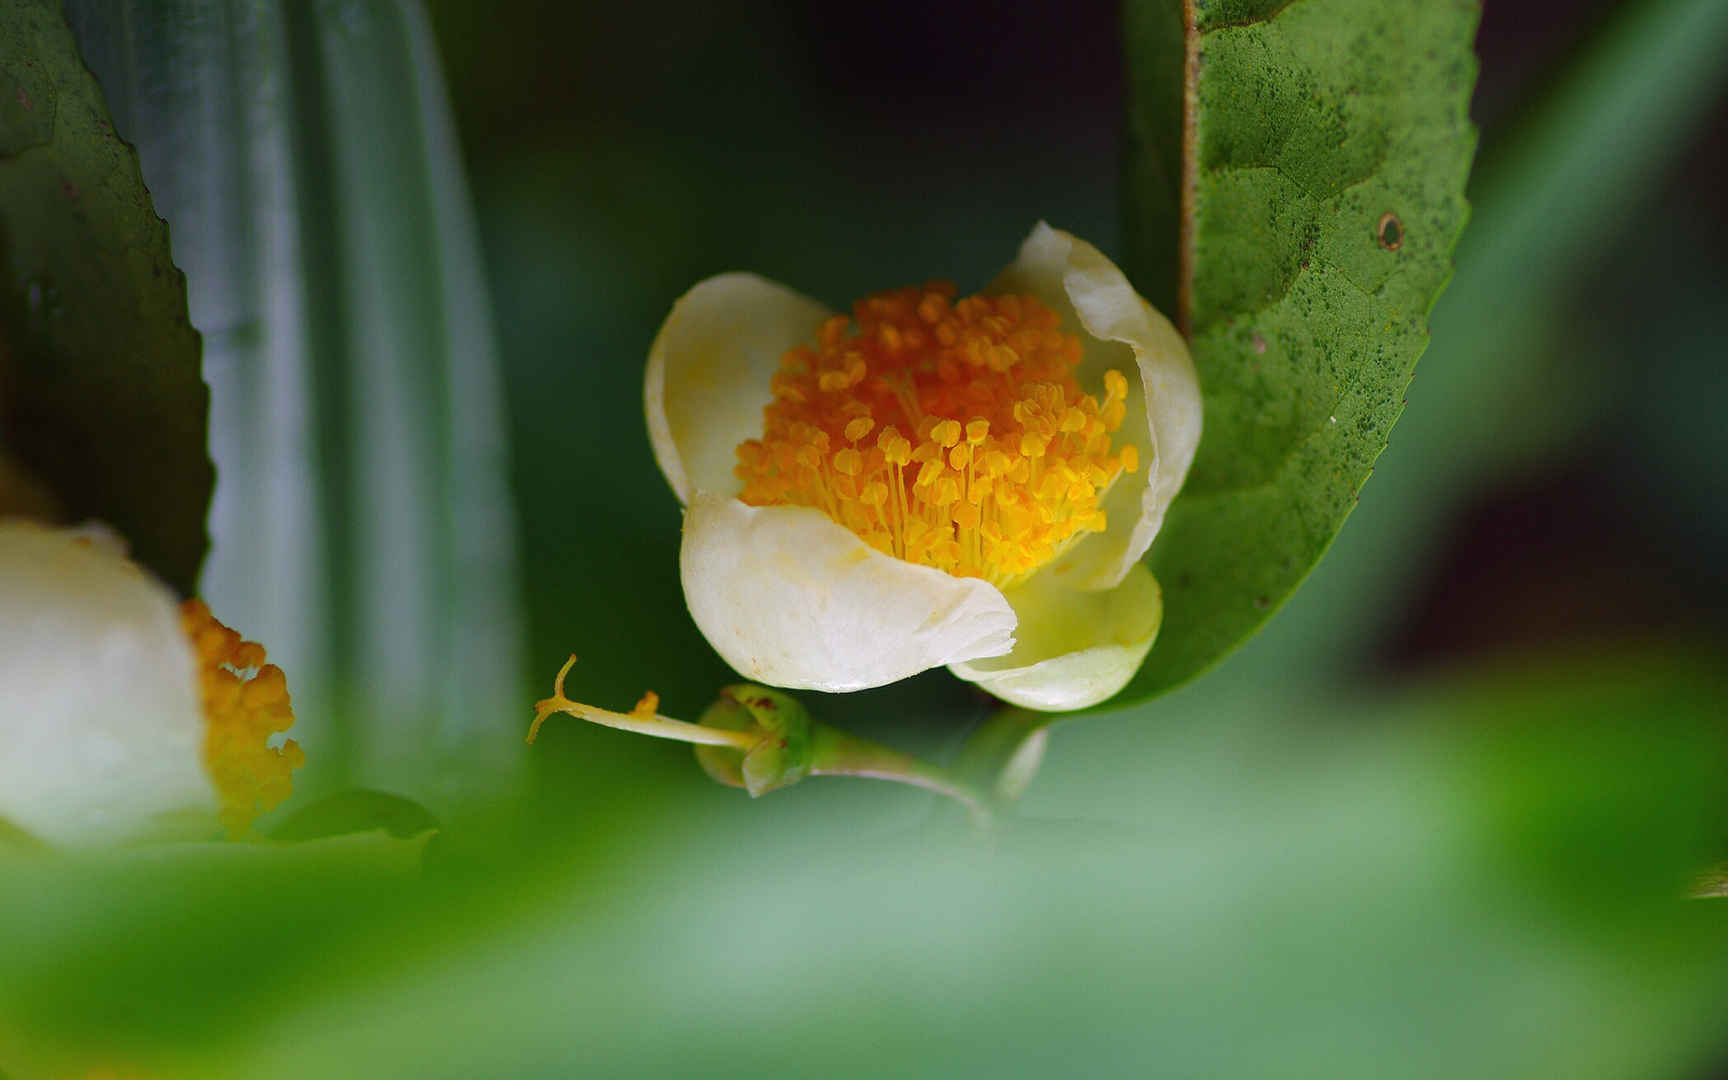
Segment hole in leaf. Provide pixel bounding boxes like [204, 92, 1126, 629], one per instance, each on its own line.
[1377, 212, 1404, 251]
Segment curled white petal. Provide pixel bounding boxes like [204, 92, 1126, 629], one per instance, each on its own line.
[645, 273, 834, 505]
[948, 561, 1163, 712]
[0, 520, 215, 846]
[991, 222, 1202, 591]
[680, 495, 1017, 692]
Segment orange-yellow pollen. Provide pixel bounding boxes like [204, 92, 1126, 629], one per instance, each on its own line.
[735, 284, 1138, 588]
[179, 599, 304, 837]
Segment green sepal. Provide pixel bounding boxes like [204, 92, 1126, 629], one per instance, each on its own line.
[693, 685, 814, 798]
[268, 789, 441, 845]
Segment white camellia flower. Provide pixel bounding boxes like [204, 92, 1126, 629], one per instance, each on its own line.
[645, 223, 1202, 711]
[0, 518, 302, 847]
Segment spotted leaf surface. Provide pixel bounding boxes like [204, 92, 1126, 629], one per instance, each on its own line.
[1122, 0, 1478, 700]
[0, 0, 210, 594]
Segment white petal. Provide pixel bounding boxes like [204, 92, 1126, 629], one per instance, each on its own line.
[645, 273, 835, 505]
[0, 520, 215, 846]
[948, 561, 1163, 712]
[990, 223, 1203, 590]
[680, 495, 1017, 692]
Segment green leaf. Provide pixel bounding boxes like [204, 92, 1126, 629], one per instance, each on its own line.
[1120, 0, 1477, 701]
[0, 660, 1706, 1079]
[0, 0, 211, 593]
[1224, 0, 1728, 683]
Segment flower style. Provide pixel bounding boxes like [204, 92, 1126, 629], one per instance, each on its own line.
[645, 223, 1202, 711]
[0, 519, 302, 846]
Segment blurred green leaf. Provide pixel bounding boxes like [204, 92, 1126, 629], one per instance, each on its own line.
[0, 0, 211, 593]
[62, 0, 525, 806]
[4, 659, 1716, 1078]
[1120, 0, 1477, 702]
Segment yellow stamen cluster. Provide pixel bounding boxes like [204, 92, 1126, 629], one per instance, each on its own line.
[735, 284, 1138, 588]
[180, 599, 304, 837]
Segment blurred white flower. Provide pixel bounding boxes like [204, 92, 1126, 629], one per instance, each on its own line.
[645, 223, 1201, 710]
[0, 519, 301, 846]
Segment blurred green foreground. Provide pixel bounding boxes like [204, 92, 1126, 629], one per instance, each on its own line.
[3, 0, 1728, 1076]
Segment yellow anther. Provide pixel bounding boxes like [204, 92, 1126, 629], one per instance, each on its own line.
[232, 641, 266, 670]
[820, 315, 849, 347]
[878, 426, 912, 465]
[179, 599, 302, 838]
[239, 664, 287, 708]
[1120, 444, 1140, 473]
[630, 691, 661, 718]
[734, 285, 1138, 589]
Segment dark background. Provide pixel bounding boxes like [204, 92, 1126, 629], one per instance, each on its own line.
[423, 0, 1728, 704]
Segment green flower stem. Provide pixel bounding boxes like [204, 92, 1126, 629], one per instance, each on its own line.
[529, 659, 992, 825]
[807, 724, 993, 828]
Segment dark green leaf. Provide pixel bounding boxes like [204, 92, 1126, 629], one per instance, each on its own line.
[0, 0, 210, 593]
[1120, 0, 1477, 701]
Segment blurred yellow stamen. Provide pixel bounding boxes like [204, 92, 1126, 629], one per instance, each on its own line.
[528, 656, 755, 750]
[179, 599, 304, 837]
[735, 285, 1136, 588]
